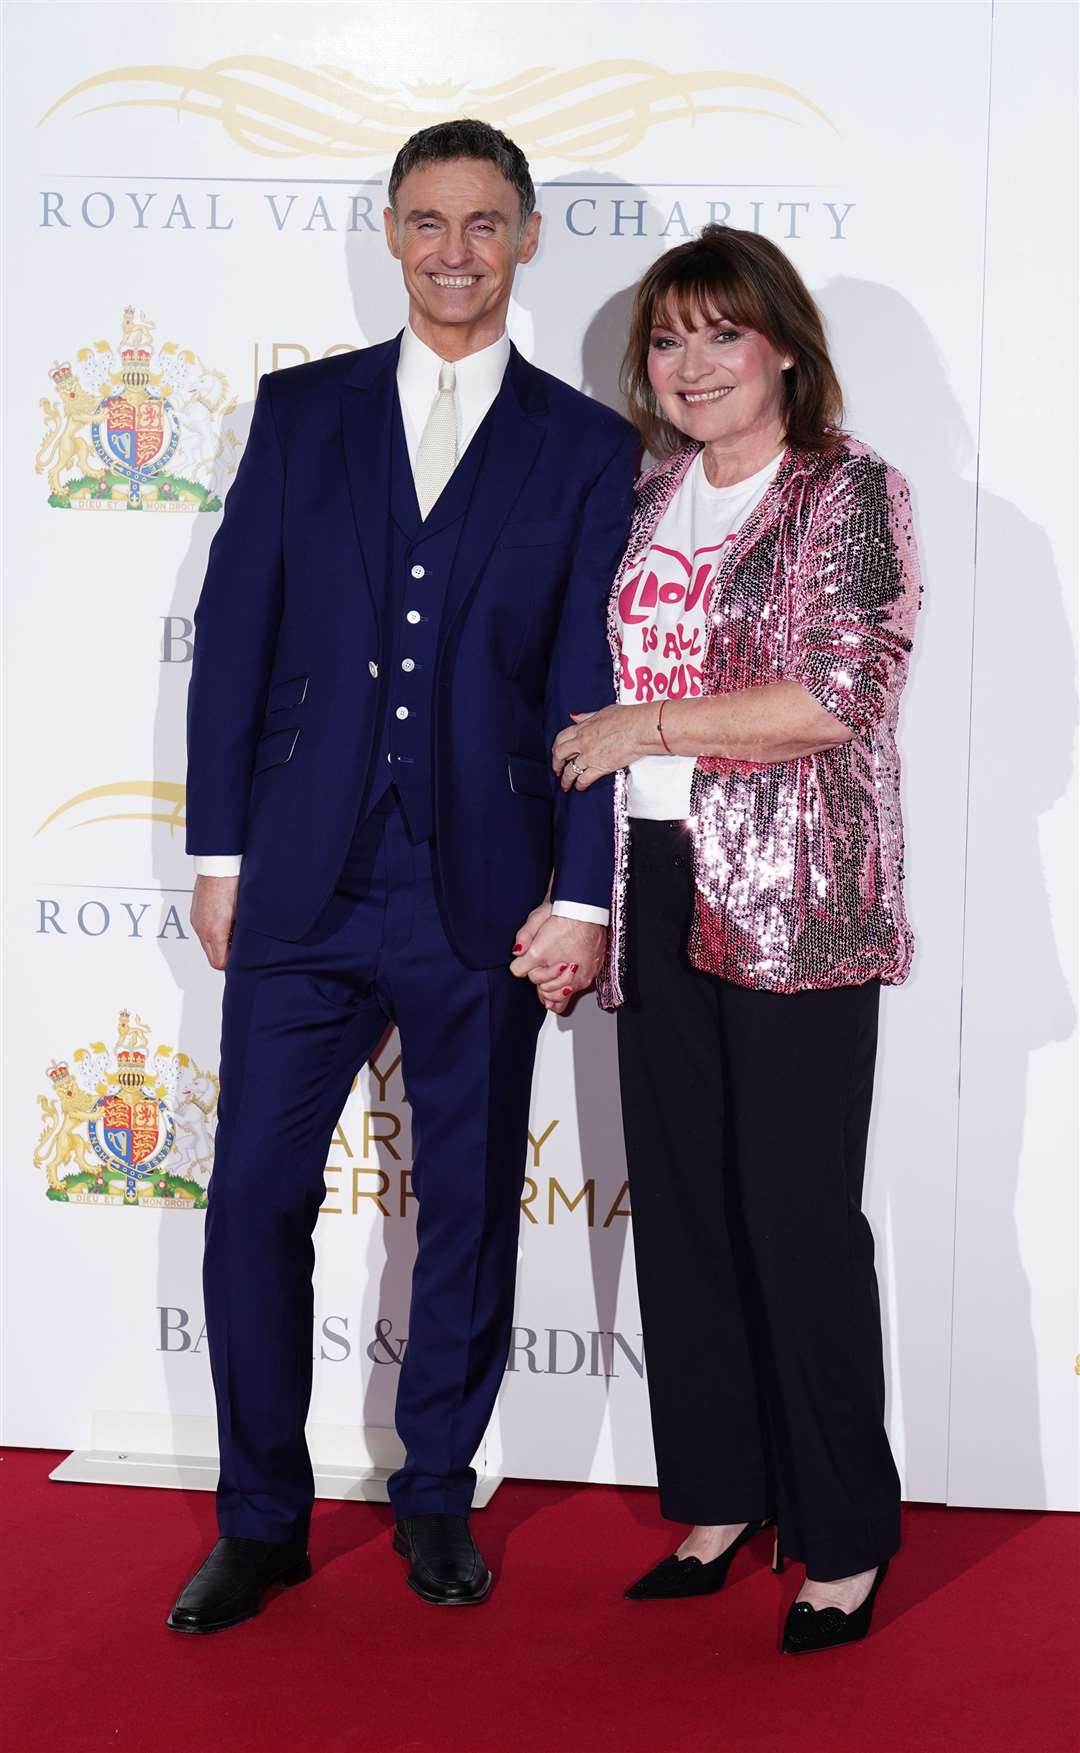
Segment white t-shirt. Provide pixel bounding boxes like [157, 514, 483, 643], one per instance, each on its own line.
[620, 448, 784, 819]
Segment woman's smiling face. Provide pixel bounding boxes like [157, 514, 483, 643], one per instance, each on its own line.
[646, 304, 792, 449]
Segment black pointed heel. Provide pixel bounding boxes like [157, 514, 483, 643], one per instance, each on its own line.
[625, 1518, 775, 1601]
[782, 1560, 889, 1654]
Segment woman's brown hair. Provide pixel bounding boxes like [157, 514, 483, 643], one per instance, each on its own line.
[621, 225, 844, 457]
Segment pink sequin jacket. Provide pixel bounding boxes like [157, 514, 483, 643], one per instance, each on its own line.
[597, 436, 922, 1007]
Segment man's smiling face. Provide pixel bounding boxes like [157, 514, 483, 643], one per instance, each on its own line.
[384, 157, 540, 356]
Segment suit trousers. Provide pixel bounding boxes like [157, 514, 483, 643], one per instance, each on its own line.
[616, 818, 902, 1580]
[203, 794, 543, 1542]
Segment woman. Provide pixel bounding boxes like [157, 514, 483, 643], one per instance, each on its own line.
[551, 226, 921, 1653]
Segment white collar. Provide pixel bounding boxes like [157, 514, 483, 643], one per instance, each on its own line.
[397, 322, 510, 423]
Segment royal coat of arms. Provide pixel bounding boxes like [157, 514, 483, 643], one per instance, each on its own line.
[35, 1009, 219, 1207]
[35, 306, 238, 511]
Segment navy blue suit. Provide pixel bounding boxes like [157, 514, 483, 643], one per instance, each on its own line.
[186, 336, 637, 1537]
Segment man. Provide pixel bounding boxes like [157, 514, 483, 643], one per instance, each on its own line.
[169, 120, 637, 1633]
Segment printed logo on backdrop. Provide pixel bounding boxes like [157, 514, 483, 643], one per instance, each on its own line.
[42, 60, 838, 158]
[322, 1108, 631, 1230]
[36, 305, 239, 511]
[157, 1307, 646, 1380]
[36, 780, 186, 839]
[33, 781, 195, 942]
[36, 1009, 218, 1207]
[38, 62, 854, 243]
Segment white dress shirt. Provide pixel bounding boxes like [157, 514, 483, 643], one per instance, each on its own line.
[194, 325, 609, 928]
[397, 321, 508, 470]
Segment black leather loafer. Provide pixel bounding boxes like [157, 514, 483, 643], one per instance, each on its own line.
[167, 1535, 311, 1634]
[393, 1514, 492, 1606]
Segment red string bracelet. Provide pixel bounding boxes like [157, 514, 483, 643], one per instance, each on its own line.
[657, 700, 674, 755]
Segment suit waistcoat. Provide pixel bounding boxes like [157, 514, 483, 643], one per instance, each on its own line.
[365, 395, 493, 842]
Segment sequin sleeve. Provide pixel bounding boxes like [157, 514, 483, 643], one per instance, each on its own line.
[785, 453, 921, 738]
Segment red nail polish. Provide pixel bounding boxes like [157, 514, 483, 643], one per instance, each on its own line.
[513, 944, 523, 953]
[571, 963, 579, 972]
[562, 987, 572, 996]
[559, 964, 567, 972]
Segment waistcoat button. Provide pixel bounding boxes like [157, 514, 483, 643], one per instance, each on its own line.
[401, 658, 415, 673]
[411, 564, 426, 580]
[368, 660, 378, 678]
[395, 706, 409, 721]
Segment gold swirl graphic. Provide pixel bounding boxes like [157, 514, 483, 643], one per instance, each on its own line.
[40, 58, 838, 159]
[34, 781, 186, 837]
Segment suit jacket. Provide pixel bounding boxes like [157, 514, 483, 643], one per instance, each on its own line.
[185, 335, 638, 965]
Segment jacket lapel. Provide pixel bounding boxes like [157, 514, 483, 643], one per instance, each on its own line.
[605, 442, 803, 661]
[624, 444, 699, 563]
[340, 335, 402, 624]
[713, 443, 805, 583]
[389, 399, 422, 538]
[439, 345, 547, 642]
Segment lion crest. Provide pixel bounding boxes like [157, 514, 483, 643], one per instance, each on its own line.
[37, 1010, 218, 1207]
[37, 307, 238, 512]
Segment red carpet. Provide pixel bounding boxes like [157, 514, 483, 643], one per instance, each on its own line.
[3, 1449, 1077, 1753]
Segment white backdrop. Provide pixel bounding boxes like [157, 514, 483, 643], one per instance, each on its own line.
[2, 1, 1076, 1511]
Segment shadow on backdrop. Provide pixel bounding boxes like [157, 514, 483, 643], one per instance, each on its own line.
[819, 274, 1075, 1508]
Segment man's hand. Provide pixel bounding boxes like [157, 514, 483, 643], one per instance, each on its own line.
[510, 915, 606, 1015]
[191, 874, 240, 971]
[511, 899, 553, 960]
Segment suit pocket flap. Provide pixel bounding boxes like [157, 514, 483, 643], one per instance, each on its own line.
[499, 519, 575, 549]
[266, 674, 309, 713]
[507, 754, 553, 800]
[253, 727, 300, 774]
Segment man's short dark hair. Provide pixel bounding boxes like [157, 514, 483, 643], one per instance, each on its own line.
[388, 120, 536, 229]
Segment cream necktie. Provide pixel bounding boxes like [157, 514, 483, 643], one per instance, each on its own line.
[414, 361, 459, 520]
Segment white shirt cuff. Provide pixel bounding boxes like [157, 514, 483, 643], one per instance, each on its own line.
[193, 855, 243, 878]
[551, 900, 610, 927]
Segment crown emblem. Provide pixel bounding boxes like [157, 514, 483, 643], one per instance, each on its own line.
[47, 1060, 70, 1082]
[119, 348, 152, 389]
[50, 361, 73, 384]
[116, 1047, 148, 1089]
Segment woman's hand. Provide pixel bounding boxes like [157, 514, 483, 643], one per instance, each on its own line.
[553, 704, 656, 792]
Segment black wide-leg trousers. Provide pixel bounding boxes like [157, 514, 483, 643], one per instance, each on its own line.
[617, 819, 902, 1581]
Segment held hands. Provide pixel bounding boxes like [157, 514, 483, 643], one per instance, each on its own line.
[509, 703, 652, 1011]
[191, 874, 239, 971]
[552, 704, 657, 792]
[509, 901, 607, 1016]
